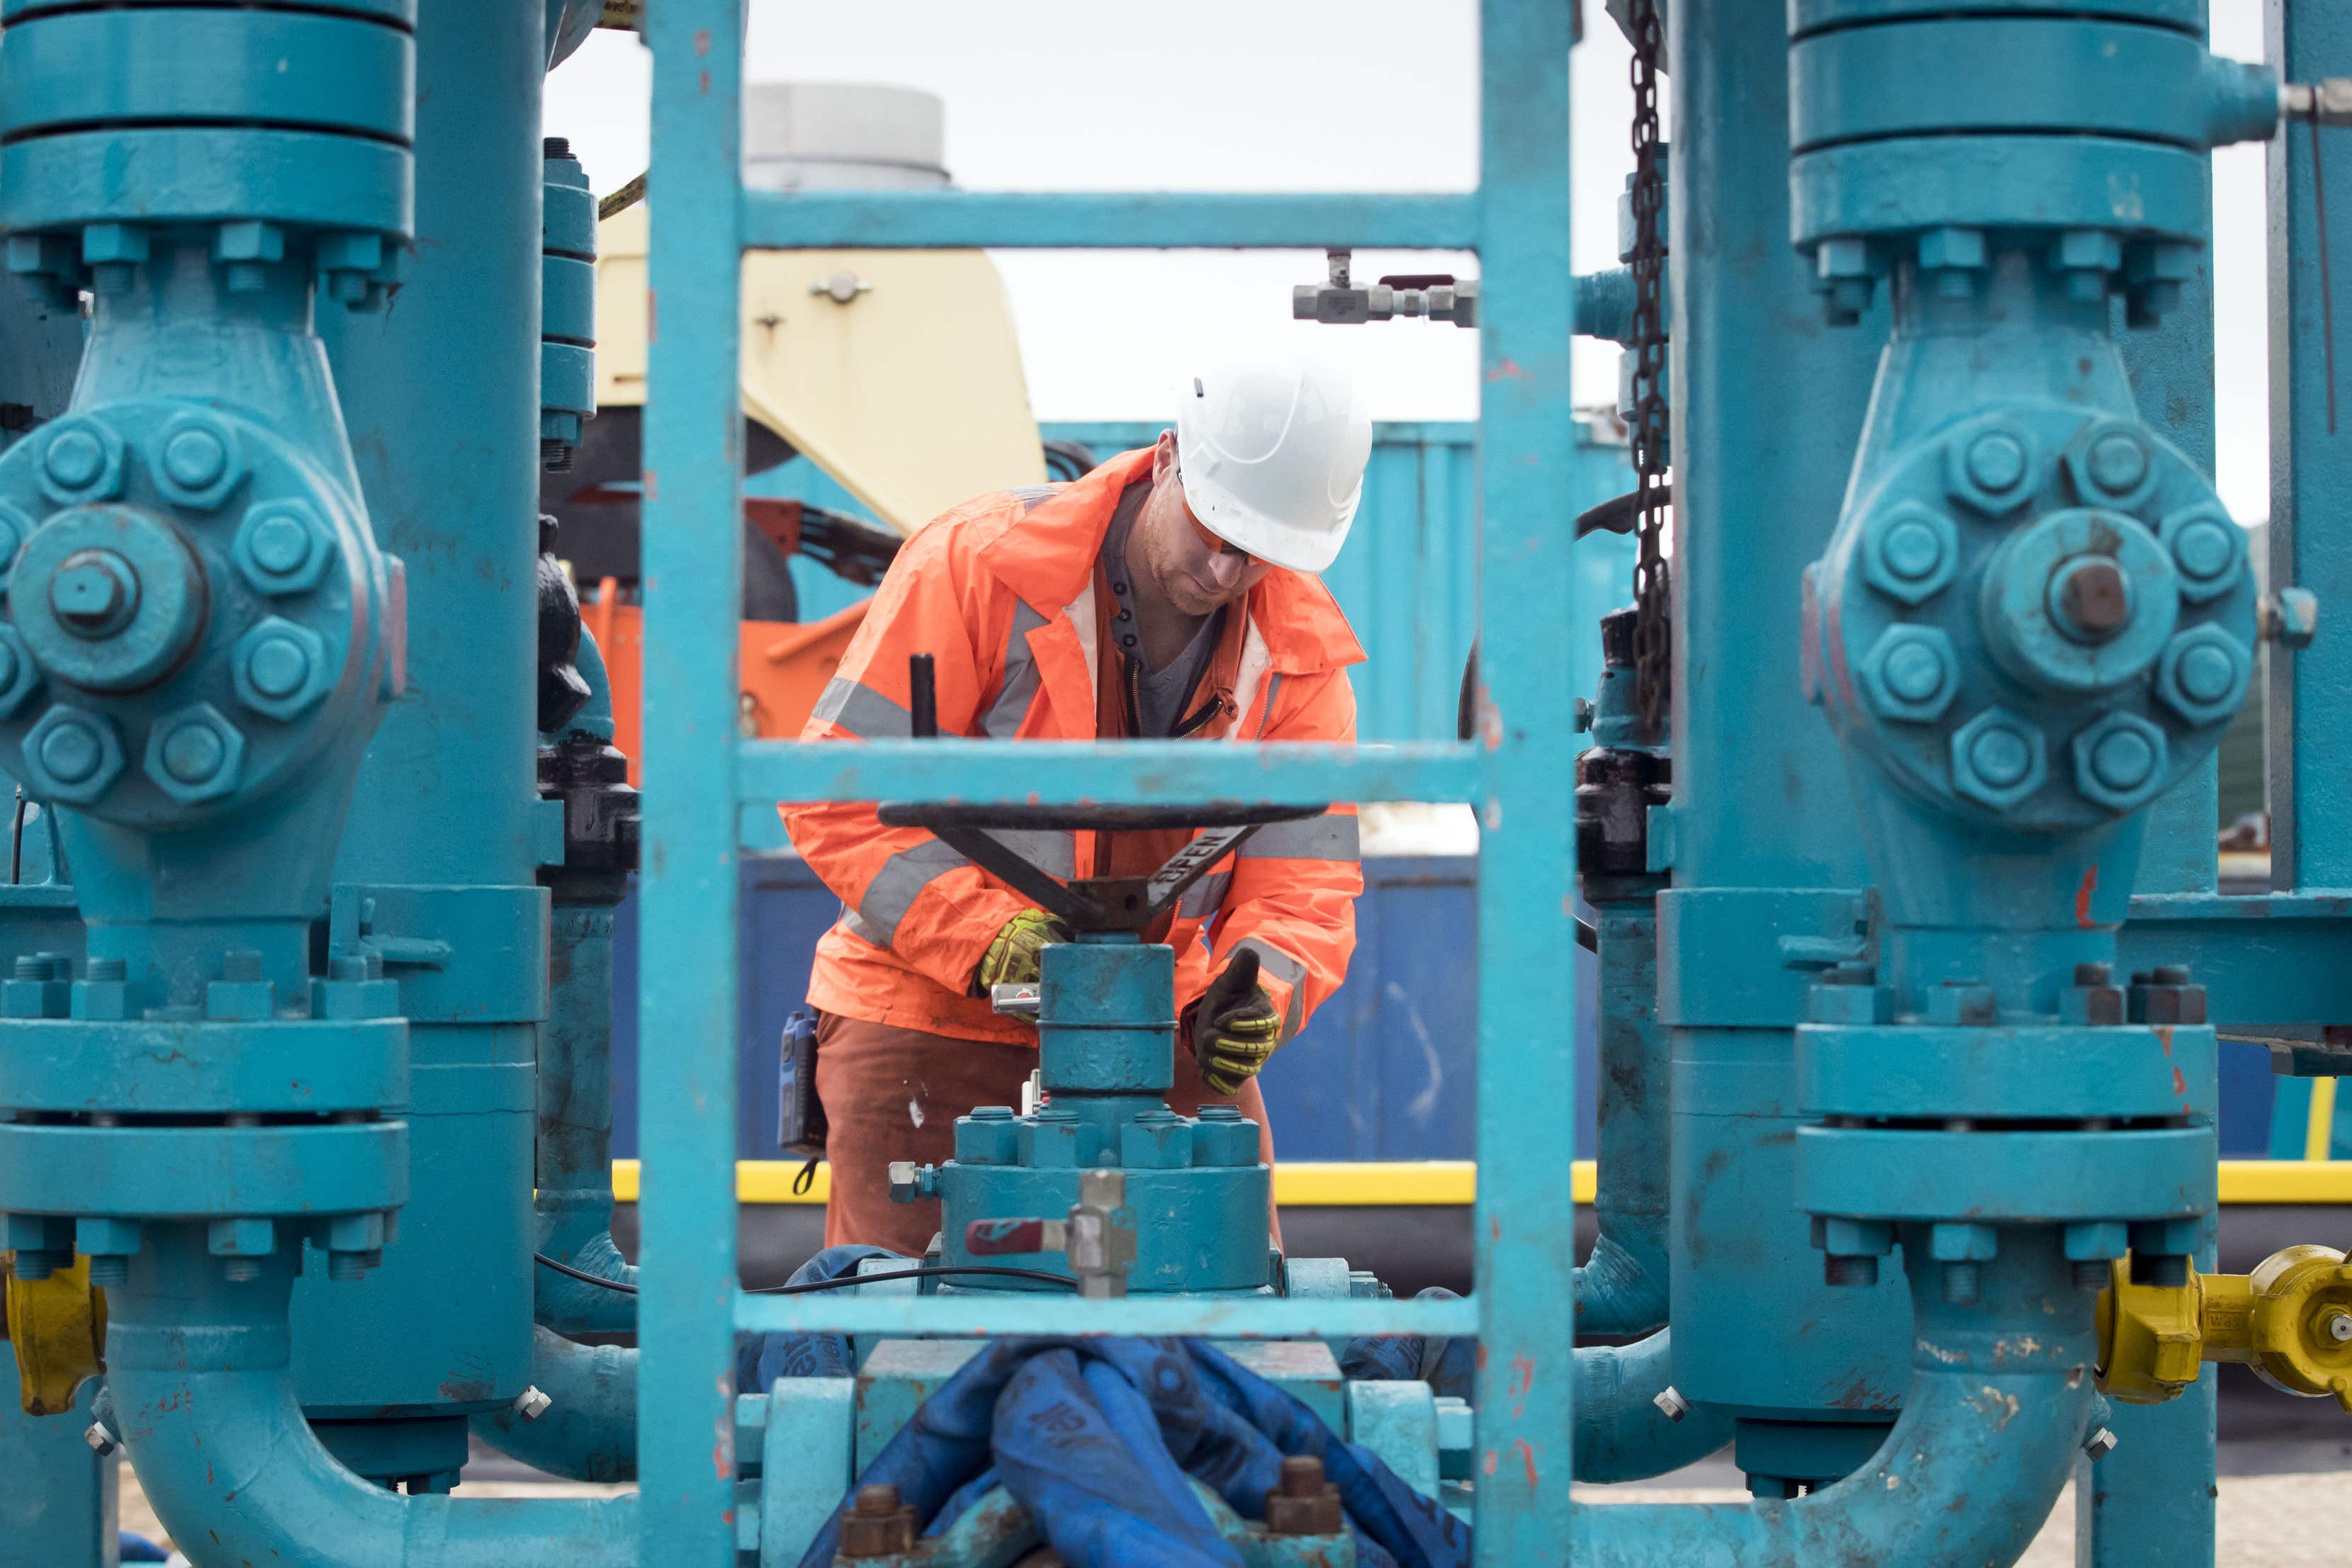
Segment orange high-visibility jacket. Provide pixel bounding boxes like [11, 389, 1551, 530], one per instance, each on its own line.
[783, 446, 1366, 1047]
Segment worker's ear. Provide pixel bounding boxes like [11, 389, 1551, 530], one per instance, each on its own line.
[1153, 429, 1180, 487]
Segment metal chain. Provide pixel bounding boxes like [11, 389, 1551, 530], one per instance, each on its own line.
[1625, 0, 1672, 735]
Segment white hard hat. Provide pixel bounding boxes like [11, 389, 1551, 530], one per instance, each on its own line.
[1174, 347, 1374, 575]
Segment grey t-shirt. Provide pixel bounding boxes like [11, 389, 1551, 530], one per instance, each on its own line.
[1103, 495, 1225, 738]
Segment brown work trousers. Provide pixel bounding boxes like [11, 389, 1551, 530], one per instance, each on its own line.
[815, 1011, 1282, 1258]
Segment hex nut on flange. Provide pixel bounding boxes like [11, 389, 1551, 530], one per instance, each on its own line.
[142, 701, 246, 803]
[1862, 502, 1960, 606]
[19, 704, 123, 803]
[2154, 625, 2251, 727]
[1949, 706, 2047, 811]
[1856, 624, 1959, 723]
[35, 417, 125, 507]
[231, 616, 332, 722]
[232, 499, 335, 596]
[1944, 422, 2040, 516]
[0, 626, 43, 720]
[0, 501, 35, 596]
[2063, 420, 2157, 511]
[2070, 713, 2171, 811]
[2158, 504, 2245, 604]
[152, 412, 247, 512]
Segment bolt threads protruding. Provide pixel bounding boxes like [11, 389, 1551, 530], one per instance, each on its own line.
[86, 1255, 127, 1288]
[1825, 1254, 1879, 1289]
[328, 1251, 368, 1282]
[541, 439, 573, 473]
[13, 955, 45, 981]
[2146, 1253, 2191, 1288]
[1942, 1260, 1982, 1305]
[222, 1257, 261, 1283]
[86, 957, 125, 982]
[2074, 1259, 2111, 1291]
[544, 136, 574, 161]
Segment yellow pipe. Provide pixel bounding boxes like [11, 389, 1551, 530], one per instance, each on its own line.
[609, 1158, 2346, 1207]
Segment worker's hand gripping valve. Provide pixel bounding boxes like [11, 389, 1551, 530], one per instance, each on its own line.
[972, 909, 1071, 993]
[1188, 947, 1283, 1095]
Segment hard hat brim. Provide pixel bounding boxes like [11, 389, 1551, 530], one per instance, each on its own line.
[1178, 466, 1358, 576]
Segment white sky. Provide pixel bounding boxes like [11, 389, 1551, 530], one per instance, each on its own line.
[546, 0, 2273, 521]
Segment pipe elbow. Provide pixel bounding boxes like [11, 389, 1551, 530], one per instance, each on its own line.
[475, 1327, 638, 1483]
[534, 1222, 638, 1338]
[1576, 1230, 1672, 1338]
[111, 1316, 637, 1565]
[1576, 1330, 1733, 1484]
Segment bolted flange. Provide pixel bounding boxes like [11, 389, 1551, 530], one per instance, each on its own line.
[2069, 713, 2171, 811]
[35, 417, 125, 507]
[2154, 625, 2252, 727]
[1861, 501, 1959, 606]
[1943, 419, 2041, 517]
[232, 498, 336, 597]
[1856, 624, 1959, 724]
[2158, 504, 2246, 604]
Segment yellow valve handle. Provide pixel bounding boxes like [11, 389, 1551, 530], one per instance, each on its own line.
[2096, 1244, 2352, 1412]
[4, 1254, 106, 1416]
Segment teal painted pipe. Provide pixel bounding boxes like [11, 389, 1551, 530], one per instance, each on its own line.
[1576, 910, 1669, 1338]
[1575, 1331, 1733, 1486]
[1660, 0, 1907, 1446]
[107, 1229, 636, 1565]
[1572, 1231, 2095, 1563]
[476, 1327, 637, 1484]
[299, 0, 548, 1425]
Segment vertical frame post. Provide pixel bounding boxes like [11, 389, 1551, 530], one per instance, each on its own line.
[638, 3, 747, 1562]
[1470, 0, 1579, 1556]
[2267, 0, 2352, 893]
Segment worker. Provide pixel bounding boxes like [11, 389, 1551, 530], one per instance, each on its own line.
[784, 346, 1373, 1258]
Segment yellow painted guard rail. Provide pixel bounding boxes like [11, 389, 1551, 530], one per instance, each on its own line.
[609, 1159, 2352, 1207]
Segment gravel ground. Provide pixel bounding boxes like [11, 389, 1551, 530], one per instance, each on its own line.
[122, 1466, 2352, 1564]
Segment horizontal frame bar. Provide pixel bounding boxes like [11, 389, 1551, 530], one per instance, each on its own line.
[736, 739, 1483, 807]
[733, 1289, 1480, 1341]
[741, 189, 1483, 252]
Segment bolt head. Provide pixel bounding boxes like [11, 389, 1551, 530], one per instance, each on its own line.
[0, 627, 42, 720]
[1862, 502, 1960, 606]
[2049, 555, 2132, 642]
[232, 500, 335, 596]
[2069, 713, 2170, 811]
[19, 704, 123, 803]
[48, 548, 139, 638]
[1652, 1386, 1690, 1422]
[83, 1422, 117, 1457]
[2083, 1426, 2120, 1460]
[2064, 421, 2158, 509]
[1949, 707, 2048, 811]
[38, 418, 125, 504]
[2159, 506, 2245, 604]
[1855, 624, 1959, 724]
[2261, 587, 2320, 649]
[2154, 626, 2252, 726]
[1945, 420, 2041, 515]
[152, 414, 245, 510]
[141, 701, 247, 804]
[0, 502, 32, 595]
[514, 1385, 553, 1421]
[230, 616, 332, 722]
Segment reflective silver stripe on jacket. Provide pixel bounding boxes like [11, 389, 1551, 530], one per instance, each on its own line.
[1237, 813, 1359, 862]
[1006, 485, 1059, 514]
[812, 677, 912, 738]
[982, 602, 1050, 739]
[1178, 868, 1233, 920]
[842, 837, 969, 947]
[1235, 938, 1310, 1042]
[986, 828, 1076, 880]
[1258, 672, 1285, 736]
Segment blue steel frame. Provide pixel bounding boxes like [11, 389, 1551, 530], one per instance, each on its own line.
[636, 1, 1576, 1561]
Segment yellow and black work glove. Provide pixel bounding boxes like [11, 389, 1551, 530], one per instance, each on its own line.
[972, 908, 1071, 994]
[1188, 947, 1285, 1095]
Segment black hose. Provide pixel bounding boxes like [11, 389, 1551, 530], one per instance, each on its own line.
[534, 1253, 1079, 1296]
